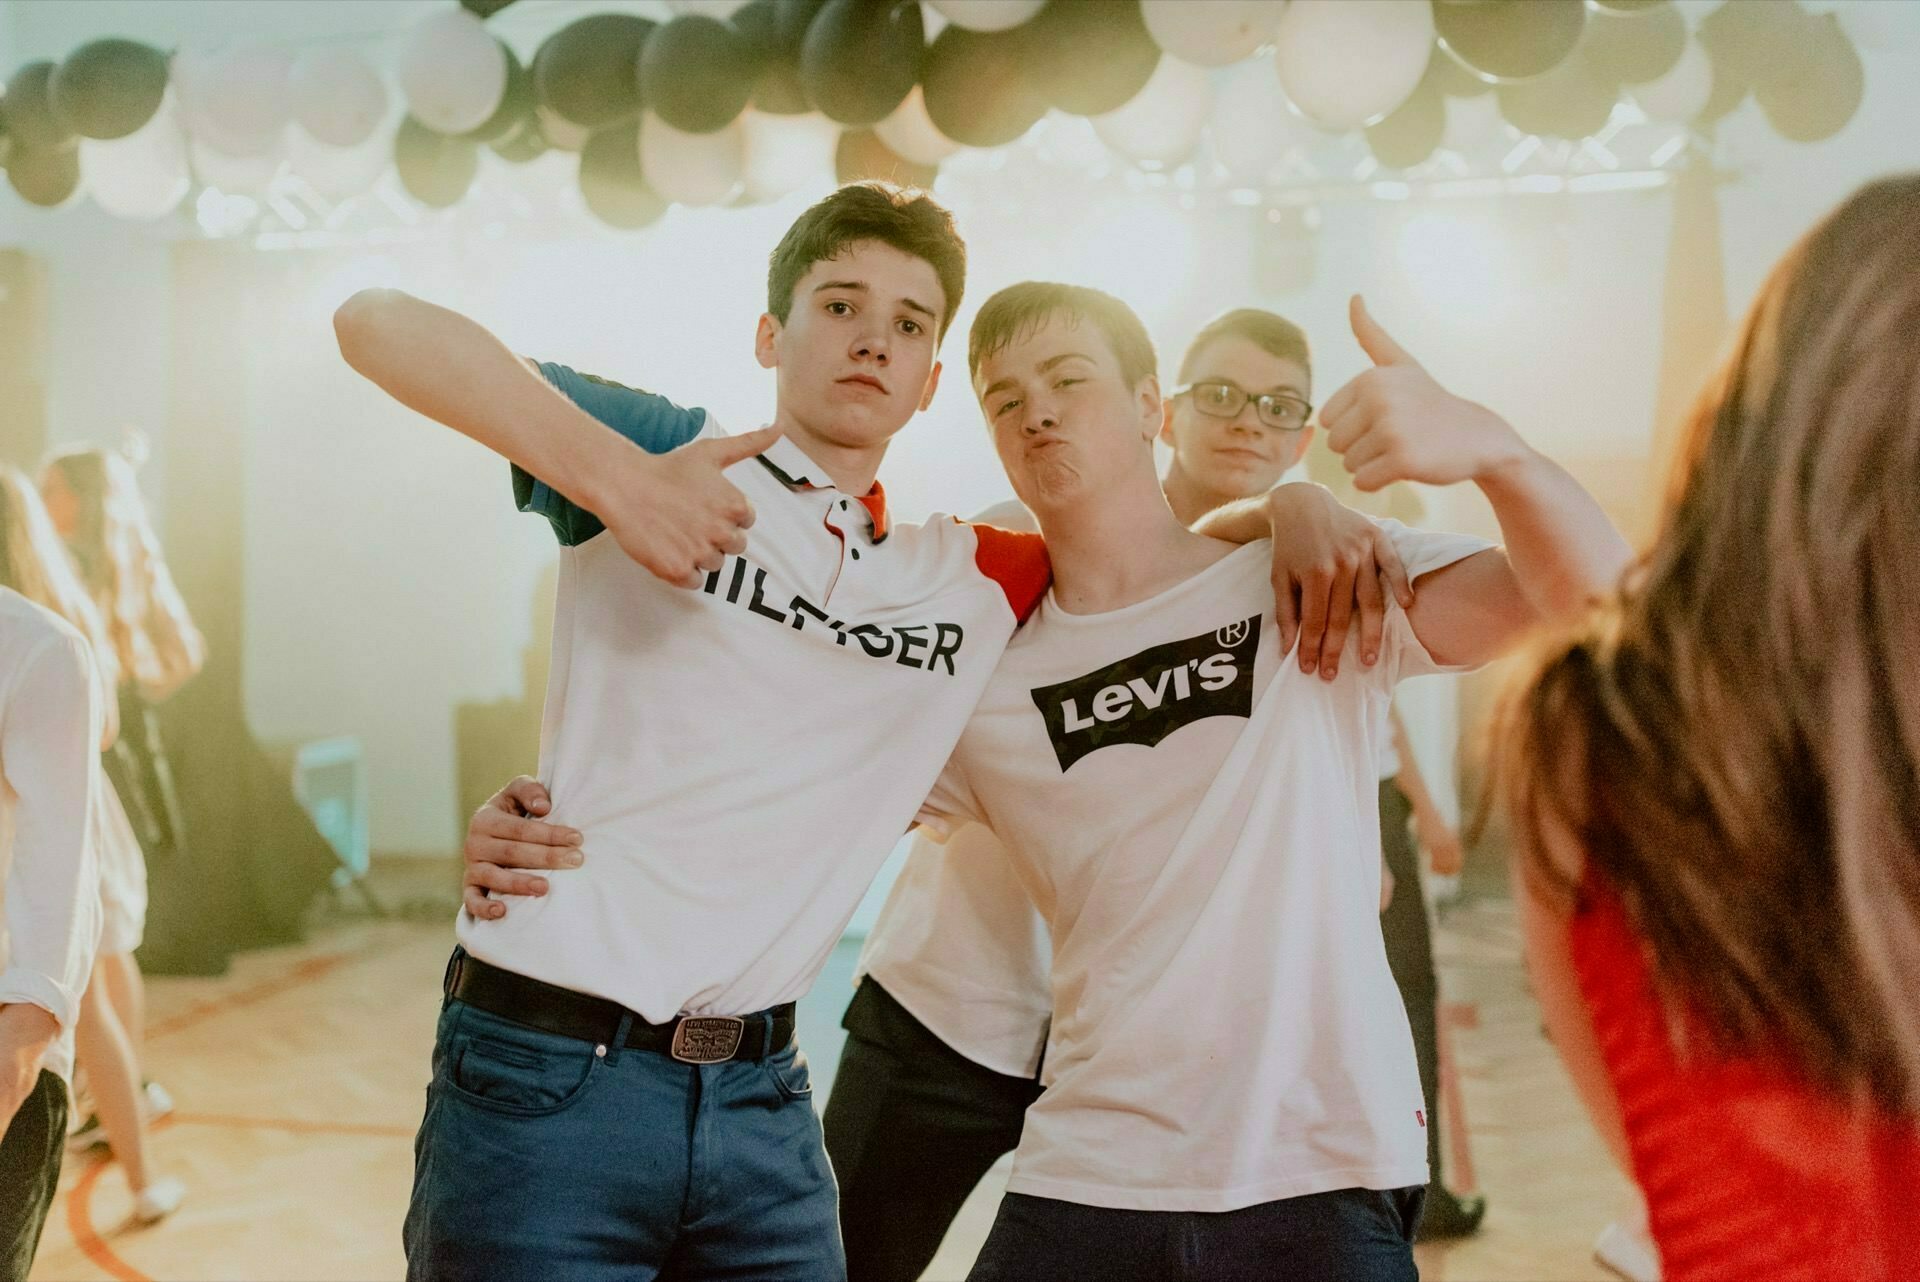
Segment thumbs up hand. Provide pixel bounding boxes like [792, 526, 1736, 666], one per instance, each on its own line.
[1319, 296, 1528, 493]
[606, 424, 783, 588]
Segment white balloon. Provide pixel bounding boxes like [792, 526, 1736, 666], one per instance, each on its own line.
[1208, 58, 1324, 181]
[81, 102, 190, 220]
[1274, 0, 1433, 130]
[669, 0, 751, 15]
[641, 111, 745, 206]
[397, 9, 507, 135]
[190, 134, 286, 195]
[289, 46, 389, 148]
[287, 124, 394, 201]
[1630, 36, 1711, 123]
[927, 0, 1046, 34]
[1093, 56, 1213, 164]
[1142, 0, 1285, 68]
[185, 44, 293, 157]
[742, 111, 839, 202]
[1441, 90, 1506, 153]
[873, 85, 961, 166]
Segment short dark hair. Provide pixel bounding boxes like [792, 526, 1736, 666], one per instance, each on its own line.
[1177, 309, 1311, 384]
[967, 282, 1158, 390]
[766, 182, 966, 340]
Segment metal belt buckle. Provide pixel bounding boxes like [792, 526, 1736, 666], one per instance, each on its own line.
[670, 1016, 746, 1064]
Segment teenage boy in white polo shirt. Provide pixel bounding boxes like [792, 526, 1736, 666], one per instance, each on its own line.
[337, 184, 1372, 1282]
[914, 283, 1628, 1280]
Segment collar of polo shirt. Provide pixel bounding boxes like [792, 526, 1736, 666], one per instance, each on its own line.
[754, 432, 891, 545]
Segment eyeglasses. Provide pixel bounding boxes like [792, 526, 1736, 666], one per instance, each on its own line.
[1174, 381, 1312, 432]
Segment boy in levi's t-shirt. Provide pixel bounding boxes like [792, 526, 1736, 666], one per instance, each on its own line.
[929, 283, 1630, 1281]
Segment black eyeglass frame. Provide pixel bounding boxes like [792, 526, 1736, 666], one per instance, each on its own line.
[1172, 381, 1313, 432]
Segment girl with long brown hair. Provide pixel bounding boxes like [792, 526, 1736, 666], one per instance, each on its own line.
[1501, 176, 1920, 1279]
[0, 468, 184, 1224]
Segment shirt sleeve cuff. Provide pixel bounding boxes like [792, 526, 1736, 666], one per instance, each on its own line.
[0, 970, 80, 1035]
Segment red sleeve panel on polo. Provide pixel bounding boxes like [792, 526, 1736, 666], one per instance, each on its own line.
[968, 522, 1052, 623]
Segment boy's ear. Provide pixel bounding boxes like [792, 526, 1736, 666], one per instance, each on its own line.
[919, 360, 943, 412]
[755, 313, 780, 370]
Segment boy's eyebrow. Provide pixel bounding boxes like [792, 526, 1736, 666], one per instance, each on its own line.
[979, 352, 1096, 401]
[813, 279, 938, 321]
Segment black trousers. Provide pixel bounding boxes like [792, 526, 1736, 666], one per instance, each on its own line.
[1378, 779, 1446, 1189]
[823, 980, 1044, 1282]
[2, 1070, 67, 1282]
[967, 1188, 1424, 1282]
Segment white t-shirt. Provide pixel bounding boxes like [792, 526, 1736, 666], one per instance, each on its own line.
[0, 589, 104, 1086]
[918, 524, 1491, 1212]
[459, 371, 1051, 1022]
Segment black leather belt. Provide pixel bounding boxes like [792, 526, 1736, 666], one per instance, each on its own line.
[444, 948, 795, 1064]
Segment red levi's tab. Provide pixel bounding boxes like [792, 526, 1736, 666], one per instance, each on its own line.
[967, 521, 1052, 623]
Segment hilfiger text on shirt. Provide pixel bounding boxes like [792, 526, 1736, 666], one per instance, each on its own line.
[700, 554, 966, 674]
[1031, 616, 1261, 771]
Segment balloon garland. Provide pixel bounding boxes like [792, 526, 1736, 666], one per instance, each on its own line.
[0, 0, 1871, 223]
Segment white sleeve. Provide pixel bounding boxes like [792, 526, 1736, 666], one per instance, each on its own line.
[914, 753, 985, 839]
[1373, 518, 1499, 684]
[0, 632, 104, 1033]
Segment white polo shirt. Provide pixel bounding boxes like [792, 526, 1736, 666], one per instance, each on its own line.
[455, 366, 1050, 1023]
[918, 525, 1491, 1212]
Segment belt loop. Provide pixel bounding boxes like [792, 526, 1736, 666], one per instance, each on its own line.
[760, 1010, 776, 1061]
[441, 947, 466, 1011]
[604, 1010, 634, 1067]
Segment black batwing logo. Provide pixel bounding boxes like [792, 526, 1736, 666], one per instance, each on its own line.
[1030, 615, 1261, 772]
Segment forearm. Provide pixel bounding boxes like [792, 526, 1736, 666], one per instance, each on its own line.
[1475, 446, 1632, 623]
[333, 289, 635, 513]
[1190, 492, 1280, 543]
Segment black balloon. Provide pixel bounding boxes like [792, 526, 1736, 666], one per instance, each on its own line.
[1430, 49, 1495, 98]
[7, 144, 79, 206]
[732, 0, 826, 114]
[1580, 3, 1685, 86]
[920, 26, 1049, 148]
[489, 113, 548, 163]
[1498, 54, 1621, 139]
[2, 62, 76, 152]
[1025, 0, 1160, 117]
[1755, 13, 1863, 143]
[1365, 75, 1444, 169]
[644, 16, 758, 134]
[534, 14, 655, 129]
[579, 123, 666, 229]
[394, 116, 479, 208]
[1436, 0, 1585, 82]
[800, 0, 924, 126]
[835, 128, 937, 187]
[1698, 0, 1810, 87]
[461, 0, 518, 15]
[462, 43, 533, 143]
[51, 39, 167, 140]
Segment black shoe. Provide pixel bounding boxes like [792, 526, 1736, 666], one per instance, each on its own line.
[1418, 1188, 1487, 1241]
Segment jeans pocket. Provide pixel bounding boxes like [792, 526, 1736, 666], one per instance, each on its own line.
[764, 1044, 814, 1102]
[443, 1020, 601, 1117]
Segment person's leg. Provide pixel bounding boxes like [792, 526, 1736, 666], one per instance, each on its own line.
[100, 952, 148, 1057]
[966, 1193, 1173, 1282]
[824, 983, 1041, 1282]
[73, 970, 164, 1195]
[665, 1038, 842, 1280]
[1197, 1186, 1423, 1282]
[0, 1071, 67, 1282]
[404, 999, 691, 1282]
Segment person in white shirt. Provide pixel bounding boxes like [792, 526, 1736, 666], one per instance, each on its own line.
[919, 282, 1627, 1279]
[0, 507, 104, 1280]
[828, 308, 1431, 1280]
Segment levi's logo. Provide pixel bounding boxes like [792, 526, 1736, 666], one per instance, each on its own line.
[1031, 616, 1261, 771]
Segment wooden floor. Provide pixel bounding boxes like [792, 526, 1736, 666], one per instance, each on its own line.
[29, 888, 1631, 1282]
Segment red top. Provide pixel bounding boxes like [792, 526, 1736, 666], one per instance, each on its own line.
[1570, 883, 1920, 1281]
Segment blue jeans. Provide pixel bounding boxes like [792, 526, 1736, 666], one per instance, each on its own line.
[967, 1187, 1424, 1282]
[404, 997, 844, 1281]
